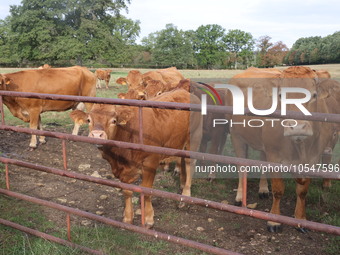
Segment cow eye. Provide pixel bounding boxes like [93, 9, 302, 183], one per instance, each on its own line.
[112, 119, 117, 125]
[87, 118, 91, 123]
[157, 91, 162, 96]
[313, 92, 317, 99]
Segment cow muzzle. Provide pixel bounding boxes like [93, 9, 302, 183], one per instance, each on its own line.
[137, 91, 146, 100]
[89, 130, 108, 140]
[283, 120, 313, 142]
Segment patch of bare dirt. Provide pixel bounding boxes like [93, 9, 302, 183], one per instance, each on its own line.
[0, 126, 336, 255]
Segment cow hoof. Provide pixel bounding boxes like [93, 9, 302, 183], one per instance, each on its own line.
[28, 147, 36, 151]
[267, 224, 283, 233]
[178, 202, 186, 208]
[259, 192, 269, 199]
[234, 201, 242, 206]
[295, 227, 309, 234]
[145, 223, 154, 229]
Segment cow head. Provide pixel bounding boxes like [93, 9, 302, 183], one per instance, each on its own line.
[126, 70, 143, 89]
[143, 80, 164, 99]
[85, 104, 132, 140]
[0, 74, 11, 90]
[280, 66, 330, 141]
[116, 77, 127, 85]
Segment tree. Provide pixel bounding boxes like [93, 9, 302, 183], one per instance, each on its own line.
[0, 18, 19, 65]
[6, 0, 138, 66]
[256, 36, 288, 67]
[152, 24, 195, 68]
[194, 24, 227, 69]
[224, 29, 255, 69]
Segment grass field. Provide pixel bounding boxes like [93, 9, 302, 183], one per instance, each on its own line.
[1, 64, 340, 254]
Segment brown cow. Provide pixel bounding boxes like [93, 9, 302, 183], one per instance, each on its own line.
[72, 89, 202, 227]
[0, 66, 96, 148]
[95, 69, 112, 89]
[226, 68, 282, 202]
[318, 78, 340, 188]
[116, 67, 184, 92]
[227, 66, 334, 232]
[38, 64, 52, 69]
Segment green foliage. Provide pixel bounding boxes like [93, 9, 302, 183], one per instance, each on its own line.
[285, 32, 340, 65]
[0, 1, 339, 68]
[194, 24, 227, 69]
[142, 24, 196, 68]
[223, 29, 255, 69]
[1, 0, 139, 67]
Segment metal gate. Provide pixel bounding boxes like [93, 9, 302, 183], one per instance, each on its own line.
[1, 91, 339, 255]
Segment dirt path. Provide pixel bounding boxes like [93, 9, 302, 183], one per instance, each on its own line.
[0, 127, 336, 255]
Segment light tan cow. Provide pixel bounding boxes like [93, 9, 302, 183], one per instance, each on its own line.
[95, 69, 112, 89]
[227, 66, 334, 232]
[0, 66, 96, 148]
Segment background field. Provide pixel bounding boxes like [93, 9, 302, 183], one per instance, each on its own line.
[0, 65, 339, 254]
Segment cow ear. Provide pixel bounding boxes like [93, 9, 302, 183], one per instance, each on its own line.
[5, 77, 11, 85]
[1, 75, 11, 89]
[117, 107, 133, 126]
[70, 110, 89, 123]
[317, 85, 331, 100]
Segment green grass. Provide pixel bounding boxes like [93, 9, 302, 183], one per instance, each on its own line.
[0, 178, 204, 255]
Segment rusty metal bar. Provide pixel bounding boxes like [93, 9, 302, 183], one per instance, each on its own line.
[139, 106, 143, 144]
[1, 157, 339, 236]
[0, 218, 104, 255]
[66, 214, 71, 241]
[0, 188, 241, 255]
[5, 163, 10, 190]
[1, 125, 339, 180]
[0, 95, 5, 125]
[140, 193, 145, 227]
[2, 91, 340, 123]
[62, 140, 68, 171]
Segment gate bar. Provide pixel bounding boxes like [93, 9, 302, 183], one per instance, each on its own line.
[1, 157, 339, 235]
[2, 91, 340, 123]
[0, 189, 241, 255]
[1, 125, 339, 180]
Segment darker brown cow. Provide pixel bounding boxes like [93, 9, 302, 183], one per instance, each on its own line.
[116, 67, 184, 92]
[0, 66, 96, 148]
[72, 89, 202, 227]
[228, 66, 334, 232]
[95, 69, 112, 89]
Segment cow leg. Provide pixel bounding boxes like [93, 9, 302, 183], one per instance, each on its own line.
[105, 80, 109, 89]
[38, 116, 46, 144]
[322, 147, 333, 189]
[231, 134, 248, 205]
[122, 189, 134, 224]
[258, 151, 269, 199]
[180, 157, 186, 190]
[28, 110, 41, 149]
[267, 176, 285, 233]
[96, 79, 101, 89]
[259, 174, 269, 199]
[295, 178, 310, 233]
[141, 157, 158, 228]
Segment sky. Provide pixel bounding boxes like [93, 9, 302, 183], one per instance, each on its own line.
[1, 0, 339, 48]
